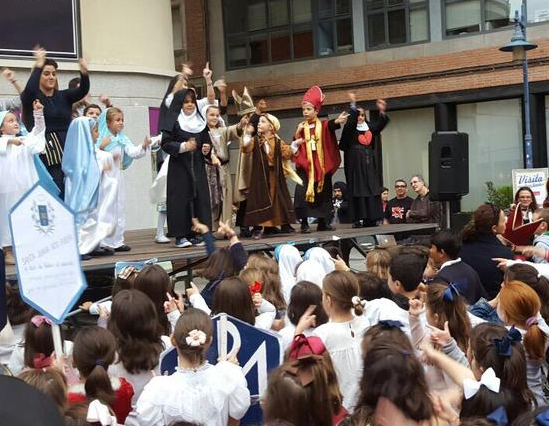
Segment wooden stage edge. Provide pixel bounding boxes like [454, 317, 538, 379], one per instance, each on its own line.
[5, 223, 437, 280]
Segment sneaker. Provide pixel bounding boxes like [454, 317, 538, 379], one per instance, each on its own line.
[155, 234, 171, 244]
[252, 229, 263, 240]
[240, 227, 252, 238]
[175, 238, 192, 248]
[189, 237, 205, 246]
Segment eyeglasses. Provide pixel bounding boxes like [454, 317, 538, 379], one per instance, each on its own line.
[395, 185, 407, 188]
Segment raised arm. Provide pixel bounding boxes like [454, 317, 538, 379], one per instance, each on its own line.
[203, 62, 215, 105]
[64, 59, 90, 104]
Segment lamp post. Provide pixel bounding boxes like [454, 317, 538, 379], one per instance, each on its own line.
[499, 1, 537, 169]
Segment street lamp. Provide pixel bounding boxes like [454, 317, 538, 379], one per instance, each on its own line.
[499, 2, 537, 169]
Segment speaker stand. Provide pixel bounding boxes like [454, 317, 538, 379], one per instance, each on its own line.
[445, 201, 451, 229]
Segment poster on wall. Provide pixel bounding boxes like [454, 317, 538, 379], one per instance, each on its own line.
[0, 0, 79, 59]
[512, 168, 549, 207]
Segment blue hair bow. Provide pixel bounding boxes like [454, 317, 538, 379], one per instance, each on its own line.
[492, 326, 522, 358]
[536, 407, 549, 426]
[487, 406, 508, 426]
[442, 282, 460, 303]
[378, 320, 404, 329]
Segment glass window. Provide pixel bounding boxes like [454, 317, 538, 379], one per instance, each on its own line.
[528, 0, 549, 23]
[293, 25, 314, 58]
[223, 0, 352, 68]
[444, 0, 544, 37]
[364, 0, 429, 48]
[381, 108, 435, 200]
[337, 18, 354, 52]
[270, 0, 289, 26]
[271, 31, 291, 61]
[458, 99, 523, 211]
[172, 5, 183, 51]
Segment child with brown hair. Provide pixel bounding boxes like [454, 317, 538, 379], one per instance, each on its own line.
[126, 308, 250, 426]
[96, 107, 151, 252]
[68, 326, 134, 424]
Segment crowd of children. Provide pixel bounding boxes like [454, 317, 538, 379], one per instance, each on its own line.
[6, 47, 549, 426]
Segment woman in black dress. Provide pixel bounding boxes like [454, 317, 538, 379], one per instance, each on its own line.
[160, 89, 212, 248]
[339, 94, 389, 227]
[20, 47, 90, 199]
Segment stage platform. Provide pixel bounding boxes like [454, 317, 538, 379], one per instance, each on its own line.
[5, 223, 437, 280]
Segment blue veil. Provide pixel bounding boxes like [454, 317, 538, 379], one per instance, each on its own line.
[62, 117, 101, 225]
[96, 108, 135, 170]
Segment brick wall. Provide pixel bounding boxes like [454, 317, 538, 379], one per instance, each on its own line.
[184, 0, 208, 68]
[226, 38, 549, 112]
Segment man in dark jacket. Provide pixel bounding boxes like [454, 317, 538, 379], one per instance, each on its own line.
[430, 229, 488, 304]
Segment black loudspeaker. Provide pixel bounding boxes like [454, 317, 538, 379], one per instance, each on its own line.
[428, 132, 469, 201]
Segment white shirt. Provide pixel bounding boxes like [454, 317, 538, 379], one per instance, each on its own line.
[125, 361, 250, 426]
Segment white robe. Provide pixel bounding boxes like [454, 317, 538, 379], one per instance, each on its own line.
[101, 144, 147, 249]
[0, 111, 46, 247]
[78, 150, 119, 254]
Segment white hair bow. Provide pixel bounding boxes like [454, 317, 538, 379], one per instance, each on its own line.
[463, 368, 501, 399]
[87, 399, 118, 425]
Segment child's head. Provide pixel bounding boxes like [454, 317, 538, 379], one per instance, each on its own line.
[72, 326, 117, 405]
[246, 254, 286, 310]
[24, 315, 55, 369]
[356, 272, 393, 301]
[212, 277, 255, 325]
[205, 105, 220, 128]
[18, 367, 68, 415]
[366, 249, 392, 281]
[429, 229, 461, 267]
[172, 308, 213, 365]
[258, 114, 278, 135]
[108, 289, 164, 374]
[388, 253, 426, 296]
[362, 321, 413, 356]
[287, 281, 328, 327]
[133, 264, 172, 335]
[181, 90, 198, 116]
[533, 208, 549, 235]
[6, 283, 34, 326]
[239, 267, 263, 290]
[460, 384, 526, 424]
[201, 247, 236, 281]
[512, 406, 549, 426]
[0, 111, 20, 136]
[322, 271, 363, 316]
[498, 280, 546, 360]
[263, 355, 335, 426]
[357, 343, 433, 423]
[462, 203, 506, 242]
[301, 100, 318, 122]
[468, 323, 533, 410]
[84, 104, 102, 119]
[425, 282, 471, 351]
[106, 107, 124, 134]
[504, 263, 549, 323]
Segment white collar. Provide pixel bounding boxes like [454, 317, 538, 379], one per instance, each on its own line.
[178, 109, 206, 133]
[356, 122, 369, 132]
[439, 258, 462, 271]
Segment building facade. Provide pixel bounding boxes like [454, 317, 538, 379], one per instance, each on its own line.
[0, 0, 176, 230]
[183, 0, 549, 211]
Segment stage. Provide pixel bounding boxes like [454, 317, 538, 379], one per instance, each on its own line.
[5, 222, 437, 280]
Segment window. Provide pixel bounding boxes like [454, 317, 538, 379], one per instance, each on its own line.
[444, 0, 548, 37]
[364, 0, 429, 49]
[223, 0, 353, 69]
[171, 1, 187, 70]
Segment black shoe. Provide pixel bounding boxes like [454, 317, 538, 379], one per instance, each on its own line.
[300, 224, 311, 234]
[352, 221, 362, 229]
[318, 224, 335, 232]
[90, 247, 115, 256]
[240, 227, 252, 238]
[81, 254, 93, 261]
[252, 229, 263, 240]
[280, 224, 295, 234]
[264, 226, 280, 235]
[114, 244, 131, 252]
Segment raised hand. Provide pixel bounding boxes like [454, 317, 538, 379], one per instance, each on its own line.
[408, 298, 424, 316]
[202, 61, 213, 82]
[33, 99, 44, 111]
[33, 45, 47, 67]
[295, 305, 317, 335]
[348, 92, 356, 103]
[217, 220, 235, 237]
[164, 291, 184, 313]
[78, 58, 89, 75]
[185, 282, 200, 299]
[427, 321, 452, 347]
[99, 94, 112, 108]
[335, 111, 350, 125]
[376, 98, 387, 113]
[2, 68, 16, 83]
[332, 255, 350, 272]
[191, 217, 209, 235]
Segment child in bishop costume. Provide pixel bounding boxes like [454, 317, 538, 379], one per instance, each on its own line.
[293, 86, 348, 233]
[0, 100, 46, 264]
[97, 107, 151, 252]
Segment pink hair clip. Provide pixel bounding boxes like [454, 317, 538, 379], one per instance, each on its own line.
[31, 315, 53, 328]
